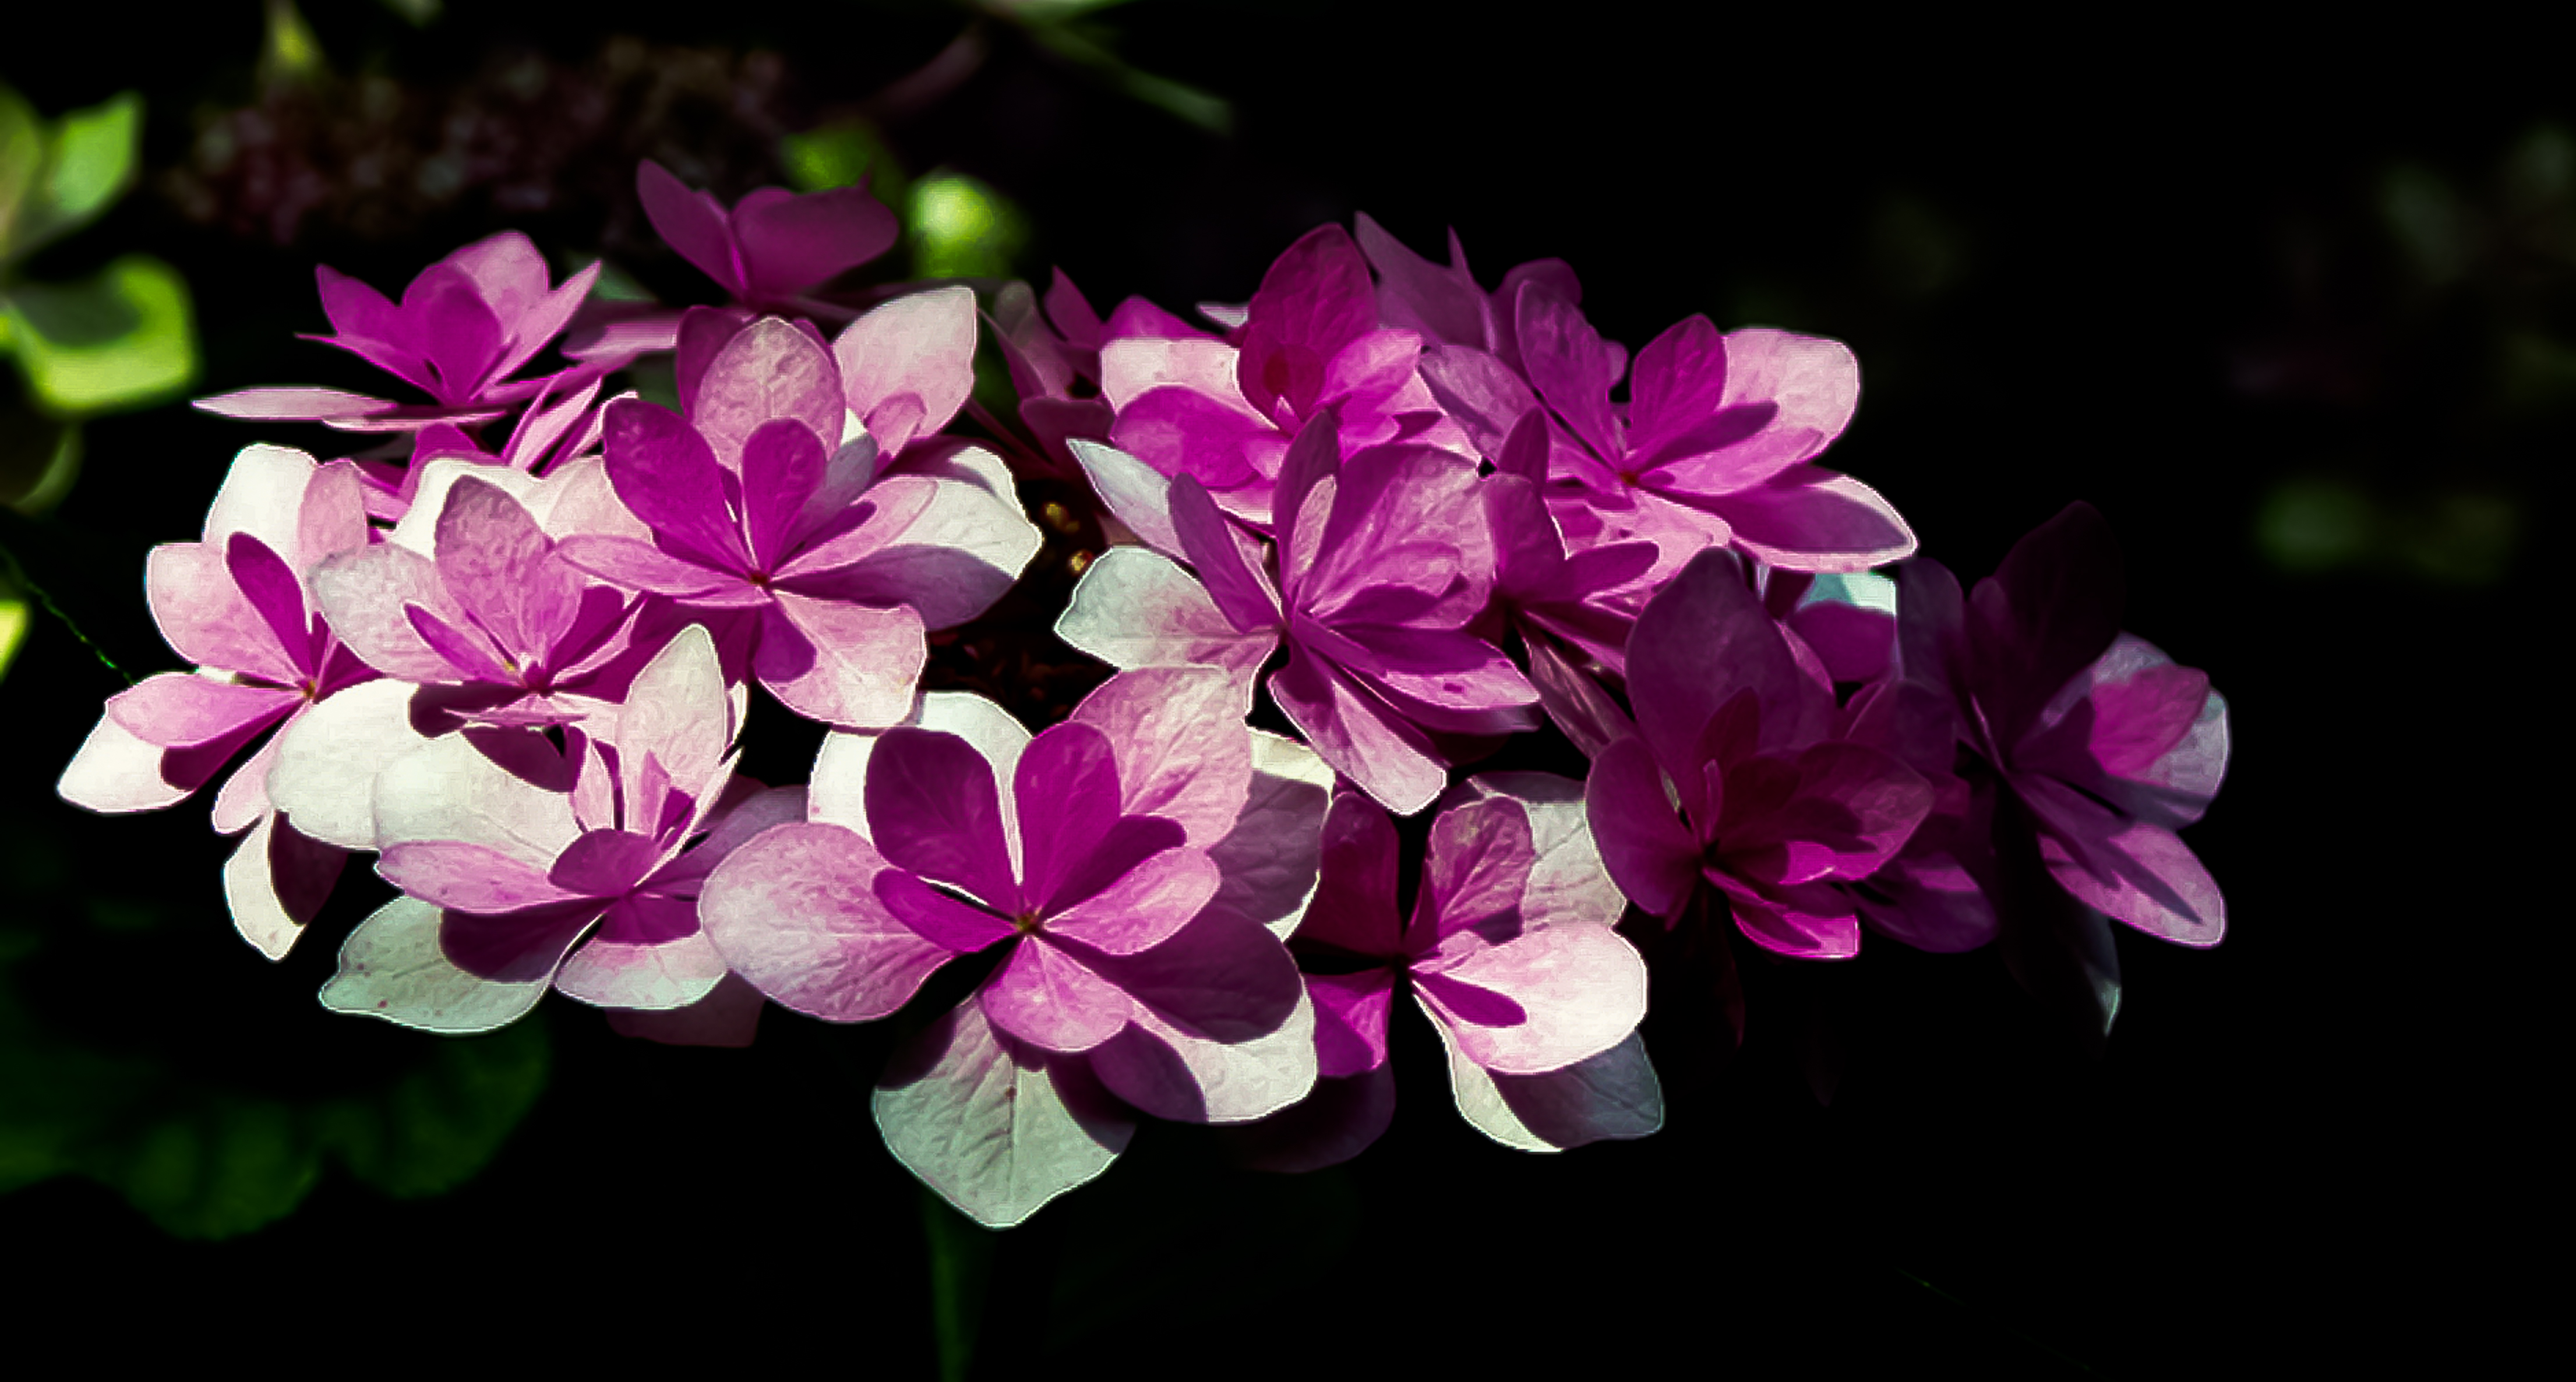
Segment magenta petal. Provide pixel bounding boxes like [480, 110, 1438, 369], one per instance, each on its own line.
[636, 160, 744, 296]
[599, 398, 750, 568]
[104, 673, 298, 750]
[379, 841, 581, 913]
[1046, 848, 1220, 956]
[1718, 876, 1861, 959]
[1298, 787, 1406, 958]
[1010, 719, 1127, 909]
[1354, 211, 1487, 349]
[147, 543, 303, 684]
[1514, 285, 1624, 464]
[224, 535, 314, 675]
[405, 267, 508, 404]
[1109, 386, 1272, 489]
[1585, 735, 1702, 921]
[864, 727, 1021, 910]
[1628, 547, 1829, 769]
[981, 938, 1132, 1053]
[435, 477, 583, 664]
[1269, 639, 1448, 817]
[2019, 775, 2225, 946]
[877, 869, 1018, 953]
[1745, 740, 1934, 883]
[692, 316, 845, 471]
[1245, 224, 1376, 363]
[548, 828, 665, 897]
[1078, 904, 1303, 1041]
[1855, 847, 2000, 953]
[1626, 315, 1731, 454]
[1972, 501, 2126, 743]
[1709, 470, 1918, 574]
[1416, 343, 1543, 461]
[1167, 473, 1280, 634]
[736, 185, 899, 298]
[737, 418, 830, 570]
[1307, 969, 1396, 1078]
[1416, 796, 1537, 947]
[1421, 922, 1647, 1075]
[698, 821, 955, 1022]
[555, 535, 742, 600]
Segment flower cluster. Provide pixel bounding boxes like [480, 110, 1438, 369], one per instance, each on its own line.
[59, 169, 2229, 1227]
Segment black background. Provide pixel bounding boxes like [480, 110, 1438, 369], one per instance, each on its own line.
[0, 3, 2547, 1374]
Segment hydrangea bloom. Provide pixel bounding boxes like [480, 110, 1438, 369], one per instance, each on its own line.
[557, 314, 1038, 727]
[1236, 775, 1657, 1169]
[1882, 504, 2229, 971]
[1098, 225, 1463, 526]
[697, 667, 1317, 1225]
[49, 174, 2233, 1228]
[1587, 549, 1936, 957]
[1060, 417, 1538, 812]
[319, 625, 802, 1034]
[57, 443, 376, 956]
[636, 160, 900, 317]
[195, 231, 602, 432]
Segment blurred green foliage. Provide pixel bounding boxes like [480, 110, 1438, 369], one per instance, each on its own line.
[909, 173, 1029, 280]
[0, 907, 549, 1240]
[0, 84, 199, 518]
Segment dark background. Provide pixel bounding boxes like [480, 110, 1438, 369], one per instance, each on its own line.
[1, 3, 2546, 1373]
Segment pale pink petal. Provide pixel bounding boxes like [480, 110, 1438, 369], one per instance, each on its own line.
[982, 939, 1132, 1053]
[837, 285, 978, 457]
[105, 673, 297, 749]
[1065, 666, 1257, 846]
[699, 821, 953, 1021]
[794, 472, 1040, 631]
[2020, 775, 2225, 947]
[1270, 642, 1447, 817]
[807, 691, 1031, 852]
[267, 679, 437, 850]
[1054, 547, 1276, 694]
[554, 929, 731, 1010]
[1445, 771, 1627, 931]
[1067, 439, 1182, 557]
[609, 623, 733, 813]
[1045, 849, 1222, 956]
[144, 542, 300, 685]
[1207, 731, 1336, 939]
[210, 719, 294, 835]
[874, 999, 1134, 1228]
[754, 592, 926, 730]
[318, 897, 555, 1034]
[58, 712, 192, 814]
[1439, 1025, 1663, 1152]
[1098, 334, 1246, 412]
[372, 726, 581, 863]
[223, 811, 347, 960]
[692, 316, 844, 471]
[310, 543, 461, 682]
[1085, 985, 1317, 1124]
[1420, 921, 1645, 1074]
[193, 386, 396, 423]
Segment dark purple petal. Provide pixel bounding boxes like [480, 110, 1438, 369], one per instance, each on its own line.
[865, 727, 1021, 911]
[1168, 473, 1281, 635]
[1297, 786, 1406, 958]
[735, 185, 900, 299]
[637, 160, 744, 297]
[1308, 969, 1396, 1077]
[1585, 734, 1702, 921]
[737, 418, 830, 571]
[1973, 501, 2126, 745]
[600, 399, 750, 569]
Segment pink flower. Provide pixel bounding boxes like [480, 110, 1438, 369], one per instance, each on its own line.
[1233, 774, 1658, 1169]
[1097, 225, 1464, 528]
[697, 668, 1319, 1226]
[556, 314, 1038, 727]
[635, 160, 900, 317]
[195, 232, 603, 433]
[1586, 549, 1935, 958]
[57, 444, 379, 957]
[1876, 504, 2229, 1005]
[317, 624, 801, 1037]
[1058, 417, 1539, 814]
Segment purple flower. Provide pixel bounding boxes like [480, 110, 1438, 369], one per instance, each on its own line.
[308, 469, 649, 730]
[1060, 417, 1540, 814]
[1358, 218, 1914, 576]
[556, 314, 1038, 728]
[636, 158, 900, 317]
[697, 668, 1318, 1225]
[57, 444, 377, 957]
[1484, 410, 1660, 678]
[1586, 549, 1936, 958]
[1233, 774, 1658, 1169]
[1882, 504, 2229, 971]
[319, 624, 802, 1034]
[1098, 225, 1467, 528]
[195, 232, 602, 432]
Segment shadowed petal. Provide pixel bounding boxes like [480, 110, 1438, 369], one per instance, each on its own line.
[1585, 736, 1702, 921]
[1085, 987, 1318, 1125]
[319, 897, 555, 1034]
[755, 592, 926, 730]
[1441, 1025, 1663, 1152]
[1307, 969, 1396, 1079]
[866, 727, 1021, 909]
[837, 285, 977, 457]
[2020, 775, 2225, 946]
[224, 811, 346, 960]
[1420, 922, 1646, 1074]
[736, 184, 899, 298]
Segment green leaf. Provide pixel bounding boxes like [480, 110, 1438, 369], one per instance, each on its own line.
[0, 595, 28, 681]
[920, 1187, 995, 1382]
[2, 255, 197, 416]
[0, 90, 140, 265]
